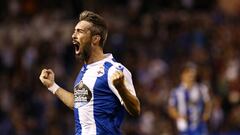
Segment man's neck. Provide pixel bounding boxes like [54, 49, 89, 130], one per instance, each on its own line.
[85, 49, 105, 65]
[182, 81, 194, 90]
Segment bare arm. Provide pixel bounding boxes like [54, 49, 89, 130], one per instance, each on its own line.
[168, 106, 185, 120]
[112, 71, 140, 116]
[39, 69, 74, 110]
[202, 100, 212, 121]
[168, 106, 188, 131]
[201, 85, 212, 122]
[55, 88, 74, 109]
[168, 93, 186, 120]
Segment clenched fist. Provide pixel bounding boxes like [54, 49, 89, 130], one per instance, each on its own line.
[39, 69, 55, 88]
[111, 70, 125, 89]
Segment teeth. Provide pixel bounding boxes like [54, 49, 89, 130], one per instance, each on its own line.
[72, 40, 77, 44]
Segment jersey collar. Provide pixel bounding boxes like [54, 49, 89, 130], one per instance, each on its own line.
[86, 53, 113, 68]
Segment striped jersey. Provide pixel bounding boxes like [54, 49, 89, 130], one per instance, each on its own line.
[169, 83, 210, 132]
[73, 53, 136, 135]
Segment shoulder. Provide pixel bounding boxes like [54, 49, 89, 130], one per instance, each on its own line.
[196, 83, 208, 91]
[170, 86, 179, 96]
[173, 85, 183, 92]
[170, 85, 185, 97]
[106, 59, 132, 76]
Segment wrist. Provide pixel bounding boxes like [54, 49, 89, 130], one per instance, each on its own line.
[115, 84, 127, 93]
[114, 81, 126, 89]
[203, 113, 210, 121]
[48, 83, 60, 94]
[177, 117, 188, 131]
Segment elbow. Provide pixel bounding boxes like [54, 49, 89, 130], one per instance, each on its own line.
[135, 104, 141, 116]
[129, 100, 141, 117]
[129, 106, 140, 117]
[68, 103, 74, 110]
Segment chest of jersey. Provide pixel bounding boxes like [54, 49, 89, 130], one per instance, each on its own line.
[74, 65, 106, 108]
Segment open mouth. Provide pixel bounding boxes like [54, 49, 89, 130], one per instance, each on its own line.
[73, 40, 80, 55]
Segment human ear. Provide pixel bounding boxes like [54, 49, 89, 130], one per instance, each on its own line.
[92, 35, 101, 45]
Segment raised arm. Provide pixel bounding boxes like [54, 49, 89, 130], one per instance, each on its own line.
[111, 70, 141, 117]
[39, 69, 74, 109]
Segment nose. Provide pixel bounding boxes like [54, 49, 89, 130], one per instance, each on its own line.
[72, 32, 76, 39]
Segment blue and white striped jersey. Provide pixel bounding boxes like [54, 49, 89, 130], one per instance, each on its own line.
[169, 83, 210, 132]
[73, 54, 136, 135]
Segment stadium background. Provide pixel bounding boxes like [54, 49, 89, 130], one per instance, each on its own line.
[0, 0, 239, 134]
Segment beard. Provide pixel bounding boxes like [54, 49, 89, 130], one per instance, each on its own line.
[75, 41, 92, 63]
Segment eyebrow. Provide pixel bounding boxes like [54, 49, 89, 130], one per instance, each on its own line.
[75, 28, 85, 32]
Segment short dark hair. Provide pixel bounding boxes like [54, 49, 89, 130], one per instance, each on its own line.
[181, 62, 197, 73]
[79, 10, 108, 48]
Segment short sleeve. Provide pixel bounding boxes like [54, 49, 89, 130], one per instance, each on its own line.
[169, 90, 177, 107]
[200, 84, 210, 103]
[108, 64, 136, 105]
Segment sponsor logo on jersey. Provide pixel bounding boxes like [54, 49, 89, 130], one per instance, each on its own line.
[74, 81, 92, 107]
[97, 66, 105, 77]
[116, 65, 124, 71]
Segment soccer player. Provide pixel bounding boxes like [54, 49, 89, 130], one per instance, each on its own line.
[168, 63, 211, 135]
[39, 11, 140, 135]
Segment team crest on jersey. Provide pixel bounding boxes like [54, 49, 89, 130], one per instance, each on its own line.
[97, 66, 105, 77]
[74, 81, 92, 107]
[116, 65, 124, 71]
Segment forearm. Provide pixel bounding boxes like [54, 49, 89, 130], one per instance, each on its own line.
[168, 107, 182, 120]
[55, 87, 74, 110]
[39, 69, 74, 110]
[116, 85, 140, 116]
[203, 101, 212, 121]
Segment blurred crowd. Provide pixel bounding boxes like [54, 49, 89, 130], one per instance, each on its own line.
[0, 0, 240, 135]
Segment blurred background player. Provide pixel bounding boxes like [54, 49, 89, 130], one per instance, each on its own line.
[168, 62, 212, 135]
[0, 0, 240, 134]
[39, 11, 140, 135]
